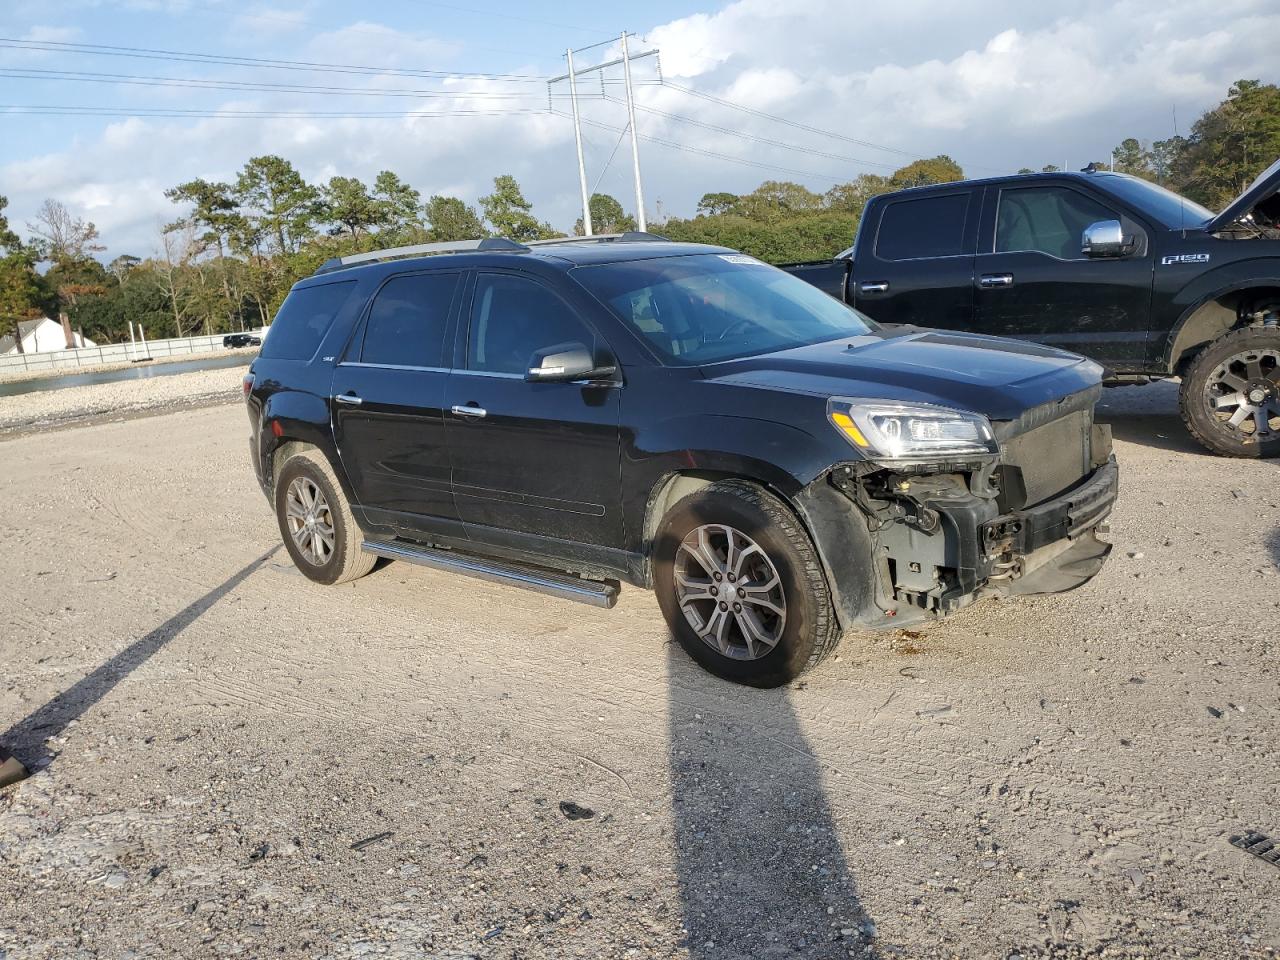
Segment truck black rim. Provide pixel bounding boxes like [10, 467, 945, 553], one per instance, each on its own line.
[1206, 347, 1280, 441]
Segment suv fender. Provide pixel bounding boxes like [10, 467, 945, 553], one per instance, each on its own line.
[642, 468, 878, 635]
[258, 390, 351, 502]
[1162, 259, 1280, 372]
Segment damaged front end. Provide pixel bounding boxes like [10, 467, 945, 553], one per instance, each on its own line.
[802, 386, 1118, 629]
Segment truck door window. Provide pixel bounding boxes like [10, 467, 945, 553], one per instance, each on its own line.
[360, 272, 460, 368]
[995, 187, 1118, 260]
[468, 274, 594, 375]
[875, 193, 969, 261]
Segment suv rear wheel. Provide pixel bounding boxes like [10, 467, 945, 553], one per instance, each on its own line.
[653, 480, 840, 687]
[1180, 325, 1280, 458]
[275, 450, 376, 585]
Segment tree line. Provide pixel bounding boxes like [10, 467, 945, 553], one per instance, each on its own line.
[1, 78, 1276, 350]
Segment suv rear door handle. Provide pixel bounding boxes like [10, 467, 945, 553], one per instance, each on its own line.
[859, 281, 889, 293]
[334, 393, 363, 405]
[979, 273, 1014, 288]
[451, 404, 487, 419]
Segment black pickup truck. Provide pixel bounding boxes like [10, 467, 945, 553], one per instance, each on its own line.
[783, 160, 1280, 457]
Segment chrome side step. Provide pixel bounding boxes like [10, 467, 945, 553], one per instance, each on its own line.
[362, 539, 619, 609]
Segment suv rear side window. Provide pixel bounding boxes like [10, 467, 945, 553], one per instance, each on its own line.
[468, 274, 593, 375]
[360, 272, 460, 368]
[876, 193, 969, 261]
[995, 186, 1118, 260]
[259, 280, 357, 361]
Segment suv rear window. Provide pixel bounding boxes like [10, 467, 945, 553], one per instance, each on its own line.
[259, 280, 357, 361]
[876, 193, 969, 260]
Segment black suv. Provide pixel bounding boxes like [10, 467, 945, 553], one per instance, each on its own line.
[244, 234, 1118, 686]
[783, 159, 1280, 457]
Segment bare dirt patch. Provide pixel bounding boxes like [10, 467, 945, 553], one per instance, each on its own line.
[1, 386, 1277, 958]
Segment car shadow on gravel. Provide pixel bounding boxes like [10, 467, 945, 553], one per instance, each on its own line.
[0, 546, 278, 775]
[666, 645, 880, 958]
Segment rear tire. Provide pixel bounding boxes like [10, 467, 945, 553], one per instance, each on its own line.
[275, 450, 376, 585]
[1180, 326, 1280, 458]
[653, 480, 840, 687]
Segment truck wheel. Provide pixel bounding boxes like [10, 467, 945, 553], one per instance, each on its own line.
[274, 450, 376, 585]
[1180, 326, 1280, 458]
[653, 480, 839, 687]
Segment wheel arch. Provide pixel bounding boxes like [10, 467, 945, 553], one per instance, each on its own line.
[641, 469, 805, 582]
[257, 388, 354, 503]
[640, 468, 878, 633]
[1165, 280, 1280, 375]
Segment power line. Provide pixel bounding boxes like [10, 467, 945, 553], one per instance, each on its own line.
[662, 81, 919, 157]
[661, 79, 1007, 175]
[604, 95, 901, 172]
[0, 103, 552, 119]
[414, 1, 614, 35]
[0, 67, 597, 100]
[558, 111, 848, 183]
[0, 37, 549, 83]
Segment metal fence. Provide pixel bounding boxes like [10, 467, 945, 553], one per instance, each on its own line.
[0, 331, 260, 376]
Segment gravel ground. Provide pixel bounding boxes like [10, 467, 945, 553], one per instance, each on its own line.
[0, 366, 244, 435]
[0, 382, 1277, 959]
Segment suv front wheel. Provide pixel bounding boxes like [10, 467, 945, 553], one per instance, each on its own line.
[653, 480, 840, 687]
[274, 450, 377, 585]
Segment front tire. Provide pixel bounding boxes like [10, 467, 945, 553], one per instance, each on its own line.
[274, 450, 376, 585]
[1180, 326, 1280, 458]
[653, 480, 840, 687]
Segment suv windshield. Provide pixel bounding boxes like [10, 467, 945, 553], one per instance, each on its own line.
[572, 253, 875, 365]
[1098, 175, 1214, 228]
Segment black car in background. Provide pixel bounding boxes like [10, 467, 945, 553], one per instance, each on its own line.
[243, 235, 1117, 687]
[782, 159, 1280, 457]
[224, 333, 262, 348]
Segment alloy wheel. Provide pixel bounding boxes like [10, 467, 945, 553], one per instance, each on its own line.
[284, 476, 336, 566]
[673, 524, 787, 661]
[1205, 347, 1280, 441]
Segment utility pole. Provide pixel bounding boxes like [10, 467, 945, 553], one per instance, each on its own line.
[548, 41, 657, 232]
[566, 47, 593, 236]
[620, 32, 647, 232]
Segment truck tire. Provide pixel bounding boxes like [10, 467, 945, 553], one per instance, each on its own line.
[1179, 326, 1280, 458]
[653, 479, 840, 687]
[274, 450, 377, 585]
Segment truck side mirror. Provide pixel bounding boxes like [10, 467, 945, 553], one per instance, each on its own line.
[1081, 220, 1133, 258]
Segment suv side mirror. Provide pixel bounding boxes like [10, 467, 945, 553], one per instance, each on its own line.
[1081, 220, 1133, 258]
[526, 341, 617, 384]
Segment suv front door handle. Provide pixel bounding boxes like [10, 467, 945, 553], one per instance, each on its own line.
[979, 273, 1014, 288]
[859, 281, 889, 294]
[451, 404, 487, 419]
[334, 393, 363, 405]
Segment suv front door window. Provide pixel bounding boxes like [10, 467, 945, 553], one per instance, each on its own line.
[445, 271, 623, 548]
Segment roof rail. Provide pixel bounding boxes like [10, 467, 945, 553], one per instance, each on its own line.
[314, 236, 528, 275]
[525, 231, 670, 247]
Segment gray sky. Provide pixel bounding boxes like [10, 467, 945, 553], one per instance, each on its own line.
[2, 0, 1275, 257]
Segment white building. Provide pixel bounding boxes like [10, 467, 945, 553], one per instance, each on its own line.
[0, 318, 96, 355]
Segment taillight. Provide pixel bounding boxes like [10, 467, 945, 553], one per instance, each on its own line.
[242, 372, 255, 397]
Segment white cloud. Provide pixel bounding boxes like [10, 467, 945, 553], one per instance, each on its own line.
[3, 0, 1277, 256]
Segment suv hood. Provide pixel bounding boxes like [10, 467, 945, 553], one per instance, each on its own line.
[1204, 156, 1280, 233]
[702, 327, 1102, 422]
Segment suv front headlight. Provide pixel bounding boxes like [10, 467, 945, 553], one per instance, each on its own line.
[827, 398, 997, 460]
